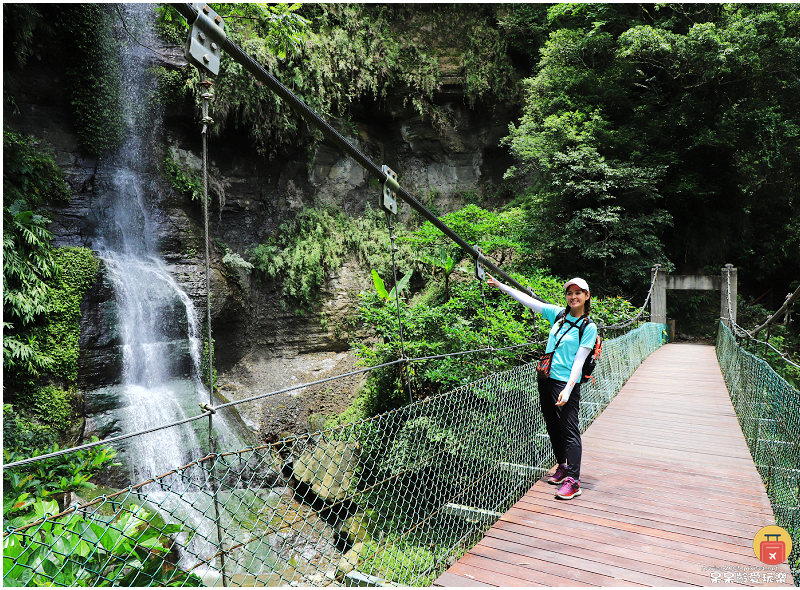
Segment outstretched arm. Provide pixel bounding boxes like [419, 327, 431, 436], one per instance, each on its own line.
[556, 346, 592, 406]
[486, 274, 546, 314]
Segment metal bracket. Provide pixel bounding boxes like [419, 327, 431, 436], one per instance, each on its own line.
[474, 245, 485, 281]
[199, 402, 216, 414]
[184, 3, 226, 76]
[380, 165, 399, 215]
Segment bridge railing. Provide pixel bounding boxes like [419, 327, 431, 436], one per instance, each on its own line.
[3, 322, 667, 587]
[716, 323, 800, 584]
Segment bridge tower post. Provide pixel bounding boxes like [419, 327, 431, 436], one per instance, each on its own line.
[651, 264, 667, 324]
[720, 264, 738, 328]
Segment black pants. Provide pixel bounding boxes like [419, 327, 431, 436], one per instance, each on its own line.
[538, 377, 582, 481]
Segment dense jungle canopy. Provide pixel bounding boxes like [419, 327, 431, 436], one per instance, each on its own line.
[5, 3, 799, 298]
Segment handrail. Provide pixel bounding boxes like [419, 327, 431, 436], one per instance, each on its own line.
[750, 284, 800, 337]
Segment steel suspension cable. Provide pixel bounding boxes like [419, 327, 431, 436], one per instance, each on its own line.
[169, 2, 547, 305]
[596, 265, 659, 331]
[751, 284, 800, 337]
[724, 270, 800, 369]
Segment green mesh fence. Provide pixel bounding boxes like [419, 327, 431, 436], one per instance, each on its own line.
[717, 323, 800, 585]
[3, 322, 666, 587]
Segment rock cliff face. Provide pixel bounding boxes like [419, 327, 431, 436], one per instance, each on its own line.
[5, 43, 517, 441]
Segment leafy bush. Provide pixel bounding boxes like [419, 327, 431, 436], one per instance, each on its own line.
[3, 131, 69, 380]
[250, 205, 414, 310]
[3, 406, 120, 519]
[3, 499, 202, 587]
[156, 5, 521, 158]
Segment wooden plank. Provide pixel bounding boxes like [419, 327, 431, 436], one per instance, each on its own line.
[521, 484, 773, 528]
[481, 529, 713, 586]
[435, 343, 795, 587]
[474, 534, 696, 586]
[489, 520, 758, 586]
[433, 571, 495, 587]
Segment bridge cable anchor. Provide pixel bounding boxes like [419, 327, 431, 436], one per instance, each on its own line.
[474, 245, 486, 281]
[380, 165, 399, 215]
[184, 3, 226, 76]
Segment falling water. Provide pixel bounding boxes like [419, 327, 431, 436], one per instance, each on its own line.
[91, 4, 245, 482]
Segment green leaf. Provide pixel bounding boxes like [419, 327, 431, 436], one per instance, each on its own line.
[371, 269, 389, 300]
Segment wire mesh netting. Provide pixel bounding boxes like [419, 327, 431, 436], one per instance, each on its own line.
[3, 322, 667, 587]
[717, 323, 800, 585]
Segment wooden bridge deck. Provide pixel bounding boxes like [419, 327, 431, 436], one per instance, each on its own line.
[435, 343, 795, 587]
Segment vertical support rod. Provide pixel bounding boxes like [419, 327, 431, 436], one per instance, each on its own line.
[200, 72, 228, 587]
[201, 72, 214, 396]
[720, 264, 738, 328]
[386, 211, 412, 404]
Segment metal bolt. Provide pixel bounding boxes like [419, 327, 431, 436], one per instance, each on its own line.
[198, 32, 206, 42]
[203, 54, 210, 64]
[211, 42, 218, 51]
[203, 5, 210, 14]
[215, 15, 222, 25]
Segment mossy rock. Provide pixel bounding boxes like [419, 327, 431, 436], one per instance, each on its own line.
[339, 511, 375, 545]
[292, 439, 359, 503]
[336, 541, 364, 576]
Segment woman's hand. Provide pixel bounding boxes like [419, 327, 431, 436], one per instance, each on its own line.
[486, 273, 499, 288]
[556, 383, 574, 406]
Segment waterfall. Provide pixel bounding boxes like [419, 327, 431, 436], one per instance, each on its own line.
[91, 4, 245, 482]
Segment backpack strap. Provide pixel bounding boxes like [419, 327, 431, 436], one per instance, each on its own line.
[578, 316, 594, 343]
[557, 311, 595, 346]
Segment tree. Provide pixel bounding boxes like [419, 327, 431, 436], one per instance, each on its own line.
[504, 4, 800, 296]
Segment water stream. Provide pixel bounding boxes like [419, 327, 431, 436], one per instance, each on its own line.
[90, 3, 247, 483]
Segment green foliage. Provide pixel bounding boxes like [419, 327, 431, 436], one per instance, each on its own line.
[358, 537, 445, 587]
[163, 155, 203, 201]
[3, 132, 99, 454]
[371, 269, 412, 303]
[156, 5, 521, 158]
[250, 205, 413, 310]
[2, 499, 202, 587]
[15, 386, 73, 432]
[3, 406, 120, 518]
[217, 240, 254, 273]
[415, 246, 467, 301]
[62, 4, 124, 155]
[40, 248, 99, 383]
[403, 205, 534, 272]
[3, 131, 69, 380]
[352, 261, 641, 416]
[503, 4, 800, 295]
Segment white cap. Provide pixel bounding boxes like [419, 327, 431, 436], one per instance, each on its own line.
[564, 277, 590, 293]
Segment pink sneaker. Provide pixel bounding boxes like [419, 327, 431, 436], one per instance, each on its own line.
[547, 463, 569, 485]
[554, 477, 581, 500]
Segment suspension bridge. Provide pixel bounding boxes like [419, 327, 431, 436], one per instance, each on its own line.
[3, 4, 799, 587]
[435, 341, 794, 587]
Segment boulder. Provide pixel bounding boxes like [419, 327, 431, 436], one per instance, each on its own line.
[292, 439, 359, 503]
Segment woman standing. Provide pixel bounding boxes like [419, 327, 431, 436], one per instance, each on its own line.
[487, 275, 597, 500]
